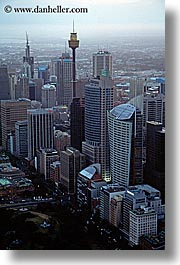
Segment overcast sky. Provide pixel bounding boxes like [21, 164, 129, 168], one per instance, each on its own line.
[0, 0, 164, 41]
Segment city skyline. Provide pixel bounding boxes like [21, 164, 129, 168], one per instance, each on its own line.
[0, 0, 165, 251]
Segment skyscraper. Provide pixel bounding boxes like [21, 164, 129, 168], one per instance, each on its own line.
[93, 51, 112, 78]
[99, 184, 125, 222]
[60, 146, 85, 194]
[129, 207, 157, 246]
[144, 121, 165, 201]
[107, 103, 143, 187]
[54, 130, 71, 154]
[56, 53, 73, 106]
[143, 93, 165, 129]
[122, 186, 147, 237]
[23, 33, 34, 79]
[27, 108, 54, 160]
[70, 97, 85, 152]
[37, 148, 59, 181]
[41, 84, 56, 108]
[15, 76, 29, 99]
[0, 65, 11, 100]
[15, 120, 28, 158]
[1, 99, 31, 150]
[82, 70, 114, 182]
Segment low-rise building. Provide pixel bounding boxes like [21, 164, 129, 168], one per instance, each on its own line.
[77, 163, 107, 211]
[139, 231, 165, 250]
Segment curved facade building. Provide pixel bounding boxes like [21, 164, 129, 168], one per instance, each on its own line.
[107, 104, 143, 187]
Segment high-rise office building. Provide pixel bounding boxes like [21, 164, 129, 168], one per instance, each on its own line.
[9, 73, 17, 100]
[29, 80, 37, 101]
[143, 93, 165, 129]
[129, 207, 157, 246]
[99, 184, 125, 222]
[129, 77, 145, 99]
[93, 51, 112, 78]
[50, 161, 61, 183]
[1, 99, 31, 150]
[122, 186, 147, 237]
[145, 121, 165, 202]
[54, 130, 71, 154]
[41, 83, 56, 108]
[82, 70, 114, 182]
[27, 108, 54, 160]
[60, 146, 85, 194]
[23, 33, 34, 79]
[37, 148, 59, 181]
[15, 76, 29, 99]
[15, 120, 28, 158]
[0, 65, 11, 100]
[38, 65, 49, 83]
[107, 103, 143, 187]
[110, 194, 124, 228]
[56, 53, 73, 106]
[70, 97, 85, 152]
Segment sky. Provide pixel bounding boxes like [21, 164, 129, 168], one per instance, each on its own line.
[0, 0, 165, 41]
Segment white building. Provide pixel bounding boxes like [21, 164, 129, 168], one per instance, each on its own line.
[41, 83, 56, 108]
[129, 207, 157, 246]
[107, 103, 143, 187]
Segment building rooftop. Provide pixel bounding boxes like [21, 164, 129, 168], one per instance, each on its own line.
[42, 84, 56, 90]
[140, 231, 165, 248]
[131, 207, 156, 215]
[103, 184, 125, 194]
[79, 165, 97, 180]
[135, 184, 160, 197]
[110, 103, 136, 120]
[0, 178, 13, 186]
[27, 108, 53, 114]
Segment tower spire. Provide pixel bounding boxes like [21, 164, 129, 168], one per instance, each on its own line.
[65, 41, 67, 53]
[73, 19, 75, 33]
[26, 31, 29, 45]
[68, 22, 79, 98]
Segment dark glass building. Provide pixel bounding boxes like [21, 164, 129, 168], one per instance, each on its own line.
[0, 65, 11, 100]
[70, 97, 85, 152]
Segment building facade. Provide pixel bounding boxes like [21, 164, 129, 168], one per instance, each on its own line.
[82, 71, 114, 182]
[55, 53, 73, 106]
[93, 51, 112, 78]
[107, 103, 143, 187]
[15, 120, 28, 158]
[27, 108, 54, 160]
[37, 148, 59, 181]
[99, 184, 125, 223]
[41, 83, 56, 108]
[1, 99, 31, 150]
[0, 65, 11, 100]
[129, 207, 157, 246]
[70, 97, 85, 152]
[60, 146, 86, 194]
